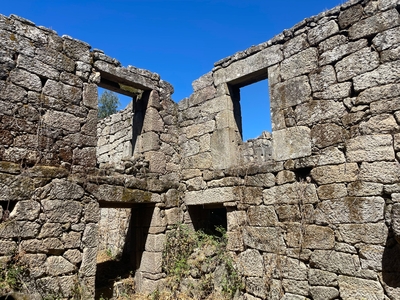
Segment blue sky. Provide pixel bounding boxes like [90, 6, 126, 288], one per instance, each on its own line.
[1, 0, 343, 140]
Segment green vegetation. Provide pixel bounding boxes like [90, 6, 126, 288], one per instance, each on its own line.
[162, 224, 243, 299]
[98, 90, 120, 119]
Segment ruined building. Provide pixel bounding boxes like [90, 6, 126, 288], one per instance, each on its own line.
[1, 0, 400, 298]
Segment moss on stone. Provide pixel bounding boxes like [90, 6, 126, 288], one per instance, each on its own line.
[121, 188, 153, 203]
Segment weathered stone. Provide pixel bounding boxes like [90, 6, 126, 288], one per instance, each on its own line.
[280, 48, 318, 80]
[79, 247, 97, 277]
[184, 187, 238, 205]
[275, 170, 296, 185]
[348, 181, 383, 196]
[338, 276, 385, 300]
[318, 34, 348, 53]
[63, 249, 82, 264]
[264, 183, 318, 205]
[310, 250, 360, 276]
[247, 205, 278, 226]
[393, 203, 400, 243]
[359, 161, 400, 184]
[360, 114, 399, 134]
[9, 200, 40, 221]
[243, 226, 285, 253]
[309, 286, 339, 300]
[349, 9, 400, 40]
[46, 256, 76, 276]
[317, 183, 347, 200]
[238, 249, 263, 277]
[311, 123, 347, 149]
[9, 68, 42, 92]
[317, 147, 347, 167]
[338, 222, 388, 244]
[62, 231, 81, 249]
[17, 54, 60, 80]
[192, 72, 213, 92]
[18, 253, 46, 278]
[82, 223, 98, 248]
[272, 126, 311, 161]
[309, 65, 337, 92]
[275, 205, 300, 222]
[295, 100, 346, 125]
[246, 277, 267, 299]
[354, 60, 400, 91]
[283, 33, 309, 58]
[308, 269, 337, 287]
[315, 197, 385, 224]
[42, 199, 82, 223]
[0, 221, 40, 238]
[213, 45, 283, 85]
[336, 48, 380, 82]
[0, 240, 17, 255]
[373, 27, 400, 51]
[264, 254, 308, 281]
[245, 173, 275, 188]
[359, 244, 385, 271]
[282, 279, 309, 297]
[320, 39, 367, 66]
[346, 134, 394, 162]
[311, 163, 358, 185]
[314, 82, 352, 100]
[140, 251, 163, 274]
[270, 75, 311, 109]
[287, 224, 335, 250]
[338, 4, 363, 29]
[308, 20, 339, 45]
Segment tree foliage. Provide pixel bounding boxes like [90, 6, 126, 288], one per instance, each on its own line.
[98, 90, 120, 119]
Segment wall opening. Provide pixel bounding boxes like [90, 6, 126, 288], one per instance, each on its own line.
[95, 203, 154, 299]
[229, 76, 271, 141]
[96, 74, 147, 166]
[188, 204, 227, 237]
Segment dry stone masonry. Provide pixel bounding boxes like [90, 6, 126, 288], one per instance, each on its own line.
[1, 0, 400, 298]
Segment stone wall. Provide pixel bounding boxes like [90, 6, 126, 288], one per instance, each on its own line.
[1, 0, 400, 298]
[0, 14, 99, 298]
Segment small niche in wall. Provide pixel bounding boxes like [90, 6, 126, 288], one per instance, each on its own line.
[188, 204, 227, 237]
[230, 77, 272, 141]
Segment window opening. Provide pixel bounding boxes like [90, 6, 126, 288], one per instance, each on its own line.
[231, 79, 271, 141]
[188, 204, 227, 237]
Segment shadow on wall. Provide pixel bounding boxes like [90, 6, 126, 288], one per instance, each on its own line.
[382, 236, 400, 296]
[95, 204, 155, 299]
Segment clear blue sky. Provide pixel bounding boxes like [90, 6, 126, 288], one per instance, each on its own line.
[1, 0, 343, 140]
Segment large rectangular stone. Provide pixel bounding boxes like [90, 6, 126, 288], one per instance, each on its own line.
[320, 39, 367, 66]
[184, 187, 237, 205]
[280, 48, 318, 80]
[213, 45, 283, 85]
[295, 100, 346, 126]
[353, 60, 400, 92]
[315, 197, 385, 224]
[311, 163, 359, 185]
[349, 9, 400, 40]
[308, 20, 339, 45]
[346, 134, 394, 162]
[338, 223, 388, 244]
[335, 48, 380, 82]
[356, 83, 400, 105]
[270, 75, 311, 109]
[272, 126, 311, 161]
[310, 250, 360, 276]
[243, 226, 285, 253]
[359, 161, 400, 184]
[264, 183, 318, 205]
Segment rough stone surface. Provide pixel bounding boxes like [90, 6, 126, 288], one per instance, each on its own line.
[1, 2, 400, 298]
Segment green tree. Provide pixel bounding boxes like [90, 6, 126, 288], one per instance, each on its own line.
[98, 90, 120, 119]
